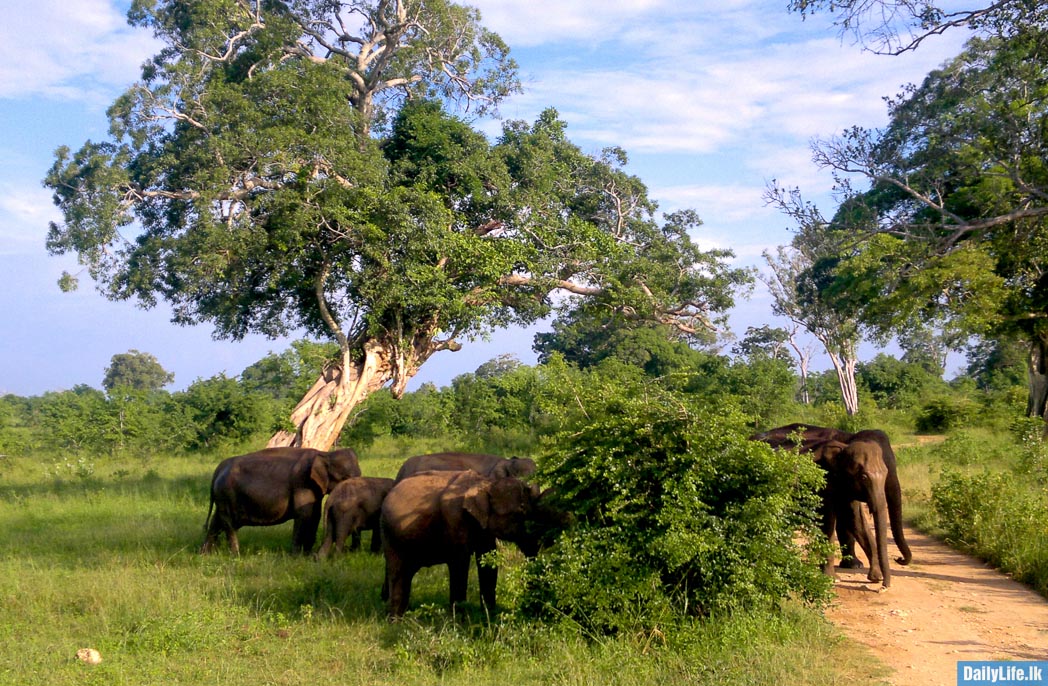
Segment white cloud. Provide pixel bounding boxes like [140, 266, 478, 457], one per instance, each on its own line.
[0, 184, 58, 253]
[471, 0, 672, 47]
[0, 1, 158, 101]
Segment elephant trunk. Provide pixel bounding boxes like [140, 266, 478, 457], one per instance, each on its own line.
[870, 481, 891, 589]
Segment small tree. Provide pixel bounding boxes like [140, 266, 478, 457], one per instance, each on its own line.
[762, 241, 862, 415]
[102, 350, 174, 393]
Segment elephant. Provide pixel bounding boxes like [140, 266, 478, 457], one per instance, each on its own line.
[200, 446, 362, 555]
[379, 469, 551, 618]
[394, 452, 537, 482]
[809, 437, 899, 588]
[751, 424, 912, 584]
[315, 476, 395, 558]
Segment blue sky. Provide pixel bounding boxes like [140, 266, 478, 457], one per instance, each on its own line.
[0, 1, 969, 396]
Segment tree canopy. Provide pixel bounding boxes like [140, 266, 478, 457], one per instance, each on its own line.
[44, 0, 751, 448]
[768, 22, 1048, 419]
[102, 350, 174, 393]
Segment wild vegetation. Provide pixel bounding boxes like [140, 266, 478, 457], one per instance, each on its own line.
[1, 325, 1043, 682]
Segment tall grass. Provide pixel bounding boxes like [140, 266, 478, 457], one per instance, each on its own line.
[0, 446, 884, 685]
[895, 424, 1048, 598]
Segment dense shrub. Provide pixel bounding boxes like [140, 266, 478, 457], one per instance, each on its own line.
[932, 468, 1048, 596]
[915, 396, 979, 433]
[519, 371, 832, 634]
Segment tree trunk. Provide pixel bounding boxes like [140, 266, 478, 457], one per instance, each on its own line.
[824, 340, 859, 416]
[268, 341, 397, 450]
[787, 330, 813, 405]
[1027, 337, 1048, 421]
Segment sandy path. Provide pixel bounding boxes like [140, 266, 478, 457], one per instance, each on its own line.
[825, 525, 1048, 685]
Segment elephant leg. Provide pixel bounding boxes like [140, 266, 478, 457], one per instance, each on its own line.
[292, 507, 321, 555]
[840, 502, 880, 581]
[227, 527, 240, 556]
[836, 516, 863, 569]
[369, 525, 382, 554]
[385, 553, 414, 617]
[447, 555, 471, 608]
[476, 552, 498, 613]
[349, 530, 362, 552]
[852, 503, 882, 583]
[819, 491, 838, 578]
[201, 521, 223, 554]
[333, 516, 354, 555]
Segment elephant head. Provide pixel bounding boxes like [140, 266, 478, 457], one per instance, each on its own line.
[311, 447, 362, 494]
[462, 475, 543, 556]
[488, 456, 538, 480]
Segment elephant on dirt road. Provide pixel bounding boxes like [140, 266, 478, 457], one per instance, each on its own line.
[315, 476, 395, 558]
[394, 452, 537, 482]
[380, 470, 552, 617]
[751, 423, 912, 586]
[201, 446, 361, 555]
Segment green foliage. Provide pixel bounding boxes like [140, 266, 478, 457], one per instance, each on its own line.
[238, 339, 340, 402]
[178, 375, 276, 451]
[102, 350, 175, 393]
[44, 1, 751, 448]
[723, 356, 799, 427]
[915, 397, 978, 433]
[0, 448, 882, 686]
[932, 467, 1048, 596]
[857, 353, 945, 410]
[519, 371, 832, 633]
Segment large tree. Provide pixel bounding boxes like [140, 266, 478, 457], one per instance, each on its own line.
[761, 241, 862, 415]
[771, 29, 1048, 420]
[45, 0, 751, 449]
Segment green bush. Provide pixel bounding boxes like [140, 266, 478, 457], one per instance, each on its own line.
[932, 467, 1048, 596]
[915, 396, 979, 433]
[519, 372, 832, 634]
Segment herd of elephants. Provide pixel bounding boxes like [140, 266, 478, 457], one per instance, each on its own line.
[199, 423, 912, 617]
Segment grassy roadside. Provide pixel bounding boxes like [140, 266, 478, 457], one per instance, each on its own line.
[0, 448, 886, 685]
[894, 426, 1048, 598]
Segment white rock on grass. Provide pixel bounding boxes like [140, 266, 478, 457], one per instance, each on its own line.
[76, 648, 102, 665]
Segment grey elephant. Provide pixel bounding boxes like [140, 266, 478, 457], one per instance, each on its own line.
[394, 452, 537, 482]
[752, 423, 912, 574]
[810, 436, 901, 588]
[380, 470, 551, 617]
[315, 476, 395, 558]
[201, 446, 361, 555]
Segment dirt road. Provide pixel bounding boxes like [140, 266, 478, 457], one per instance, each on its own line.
[825, 525, 1048, 685]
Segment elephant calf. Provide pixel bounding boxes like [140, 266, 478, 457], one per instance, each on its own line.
[394, 452, 536, 482]
[316, 476, 395, 558]
[380, 470, 549, 618]
[201, 446, 361, 555]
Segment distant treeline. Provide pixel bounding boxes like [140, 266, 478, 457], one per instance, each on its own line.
[0, 330, 1028, 459]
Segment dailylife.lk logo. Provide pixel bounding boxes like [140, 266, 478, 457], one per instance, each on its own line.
[959, 662, 1048, 685]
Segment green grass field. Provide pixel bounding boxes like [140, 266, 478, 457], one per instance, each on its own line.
[0, 443, 885, 685]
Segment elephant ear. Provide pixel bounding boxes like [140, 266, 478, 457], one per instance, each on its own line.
[812, 439, 847, 468]
[310, 457, 331, 493]
[462, 480, 491, 529]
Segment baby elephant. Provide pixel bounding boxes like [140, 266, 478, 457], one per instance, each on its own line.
[316, 476, 396, 558]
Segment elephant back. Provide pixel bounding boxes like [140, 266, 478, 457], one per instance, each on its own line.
[395, 452, 510, 482]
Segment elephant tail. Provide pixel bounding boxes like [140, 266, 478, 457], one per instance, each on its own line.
[888, 479, 913, 565]
[202, 494, 215, 534]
